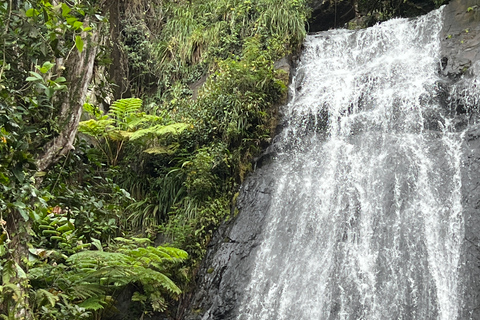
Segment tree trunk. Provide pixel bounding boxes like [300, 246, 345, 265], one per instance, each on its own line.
[36, 28, 99, 172]
[3, 211, 32, 320]
[108, 0, 130, 100]
[11, 22, 99, 320]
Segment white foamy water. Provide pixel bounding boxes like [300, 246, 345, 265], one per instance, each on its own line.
[237, 8, 467, 320]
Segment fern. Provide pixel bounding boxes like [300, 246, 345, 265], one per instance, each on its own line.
[78, 297, 105, 311]
[64, 246, 187, 300]
[32, 288, 59, 308]
[108, 98, 143, 129]
[78, 118, 114, 137]
[79, 98, 190, 165]
[131, 266, 181, 294]
[129, 123, 190, 141]
[0, 283, 21, 301]
[144, 143, 180, 155]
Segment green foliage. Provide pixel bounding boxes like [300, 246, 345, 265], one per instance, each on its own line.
[79, 98, 190, 166]
[1, 0, 309, 318]
[28, 238, 187, 318]
[118, 0, 307, 95]
[107, 0, 297, 280]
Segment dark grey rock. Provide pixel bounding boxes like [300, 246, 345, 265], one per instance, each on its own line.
[440, 0, 480, 77]
[459, 123, 480, 320]
[308, 0, 356, 32]
[180, 164, 276, 320]
[180, 2, 480, 319]
[189, 74, 208, 100]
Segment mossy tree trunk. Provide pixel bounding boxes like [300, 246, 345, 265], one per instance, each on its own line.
[36, 28, 99, 172]
[108, 0, 130, 100]
[4, 211, 32, 320]
[4, 27, 100, 320]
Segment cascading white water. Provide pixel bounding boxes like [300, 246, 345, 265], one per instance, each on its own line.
[237, 8, 466, 320]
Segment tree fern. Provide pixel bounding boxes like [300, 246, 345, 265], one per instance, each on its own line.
[78, 98, 190, 165]
[108, 98, 143, 129]
[131, 266, 182, 294]
[129, 123, 190, 141]
[78, 297, 105, 312]
[65, 245, 187, 300]
[78, 118, 114, 137]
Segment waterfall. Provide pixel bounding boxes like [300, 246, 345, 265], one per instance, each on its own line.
[236, 8, 467, 320]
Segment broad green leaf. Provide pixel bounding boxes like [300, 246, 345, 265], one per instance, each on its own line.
[26, 76, 41, 82]
[25, 8, 39, 17]
[39, 61, 55, 73]
[73, 21, 83, 29]
[75, 35, 84, 53]
[15, 262, 27, 279]
[61, 3, 71, 17]
[66, 17, 77, 25]
[91, 238, 103, 251]
[12, 167, 24, 182]
[27, 71, 43, 81]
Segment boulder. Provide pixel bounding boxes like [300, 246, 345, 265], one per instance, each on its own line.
[308, 0, 356, 32]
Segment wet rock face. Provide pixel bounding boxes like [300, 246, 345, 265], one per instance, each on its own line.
[308, 0, 356, 31]
[440, 0, 480, 77]
[460, 125, 480, 320]
[181, 164, 276, 320]
[181, 1, 480, 319]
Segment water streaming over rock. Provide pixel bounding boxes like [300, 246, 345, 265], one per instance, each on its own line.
[236, 9, 466, 320]
[181, 4, 480, 319]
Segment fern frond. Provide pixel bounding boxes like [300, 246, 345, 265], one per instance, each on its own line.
[67, 251, 130, 267]
[129, 123, 189, 141]
[133, 266, 181, 295]
[122, 246, 188, 264]
[107, 130, 132, 141]
[78, 297, 105, 311]
[32, 288, 59, 307]
[65, 283, 105, 300]
[108, 98, 143, 128]
[144, 143, 180, 155]
[83, 103, 104, 119]
[0, 283, 21, 300]
[79, 118, 114, 137]
[127, 114, 162, 128]
[154, 246, 189, 260]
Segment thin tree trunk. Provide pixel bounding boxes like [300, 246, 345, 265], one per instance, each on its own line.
[36, 28, 99, 172]
[5, 210, 32, 320]
[8, 22, 100, 320]
[109, 0, 130, 100]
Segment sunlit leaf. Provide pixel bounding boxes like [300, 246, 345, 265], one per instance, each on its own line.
[75, 35, 84, 53]
[25, 8, 39, 17]
[61, 3, 71, 17]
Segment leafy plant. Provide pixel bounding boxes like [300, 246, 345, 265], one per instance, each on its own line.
[79, 98, 190, 166]
[28, 238, 188, 318]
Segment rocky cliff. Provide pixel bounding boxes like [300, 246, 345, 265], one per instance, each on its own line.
[180, 1, 480, 319]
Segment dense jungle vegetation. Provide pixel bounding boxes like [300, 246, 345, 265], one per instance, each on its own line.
[0, 0, 448, 319]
